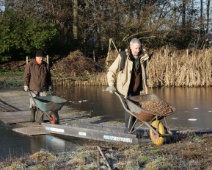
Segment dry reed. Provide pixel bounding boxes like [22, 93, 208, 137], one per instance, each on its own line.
[146, 48, 212, 87]
[52, 48, 212, 87]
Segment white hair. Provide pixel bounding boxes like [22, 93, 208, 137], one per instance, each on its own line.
[130, 38, 142, 47]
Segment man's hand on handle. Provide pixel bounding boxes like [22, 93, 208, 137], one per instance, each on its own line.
[24, 86, 29, 92]
[48, 86, 52, 91]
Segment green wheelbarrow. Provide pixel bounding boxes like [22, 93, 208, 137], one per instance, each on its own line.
[29, 91, 67, 124]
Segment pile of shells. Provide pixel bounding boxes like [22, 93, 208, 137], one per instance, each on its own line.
[140, 100, 173, 116]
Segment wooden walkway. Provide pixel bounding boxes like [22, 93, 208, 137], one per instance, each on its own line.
[13, 124, 48, 136]
[0, 99, 49, 136]
[0, 111, 30, 124]
[0, 110, 50, 136]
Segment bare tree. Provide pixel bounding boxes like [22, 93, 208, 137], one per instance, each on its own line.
[3, 0, 212, 54]
[206, 0, 211, 33]
[182, 0, 186, 27]
[200, 0, 204, 34]
[72, 0, 78, 40]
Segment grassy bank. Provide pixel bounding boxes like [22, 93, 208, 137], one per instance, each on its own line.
[0, 48, 211, 88]
[0, 72, 108, 88]
[0, 71, 24, 88]
[1, 134, 212, 169]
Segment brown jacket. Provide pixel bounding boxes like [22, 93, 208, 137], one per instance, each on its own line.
[24, 59, 52, 92]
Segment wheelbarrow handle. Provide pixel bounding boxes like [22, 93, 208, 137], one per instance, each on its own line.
[27, 90, 39, 107]
[114, 92, 133, 115]
[27, 89, 35, 98]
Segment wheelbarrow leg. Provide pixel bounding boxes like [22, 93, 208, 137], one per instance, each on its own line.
[125, 112, 136, 133]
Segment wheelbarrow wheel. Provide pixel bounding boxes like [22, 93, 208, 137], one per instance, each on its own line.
[149, 120, 165, 146]
[50, 111, 59, 124]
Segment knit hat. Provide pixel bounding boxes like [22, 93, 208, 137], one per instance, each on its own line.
[35, 50, 44, 57]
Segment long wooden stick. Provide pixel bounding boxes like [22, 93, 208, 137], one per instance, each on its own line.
[96, 146, 112, 170]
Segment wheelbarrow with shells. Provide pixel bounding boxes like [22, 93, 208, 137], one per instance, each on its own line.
[115, 92, 174, 146]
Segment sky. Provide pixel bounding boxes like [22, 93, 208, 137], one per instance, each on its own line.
[0, 0, 5, 11]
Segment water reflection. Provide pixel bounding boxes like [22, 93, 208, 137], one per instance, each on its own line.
[0, 123, 30, 160]
[0, 122, 83, 161]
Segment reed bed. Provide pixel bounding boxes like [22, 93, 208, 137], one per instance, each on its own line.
[51, 48, 212, 87]
[147, 49, 212, 87]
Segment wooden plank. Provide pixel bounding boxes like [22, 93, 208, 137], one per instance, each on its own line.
[0, 111, 30, 124]
[13, 126, 49, 136]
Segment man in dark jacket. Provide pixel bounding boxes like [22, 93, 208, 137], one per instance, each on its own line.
[24, 50, 52, 123]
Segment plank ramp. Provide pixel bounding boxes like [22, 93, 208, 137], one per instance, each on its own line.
[0, 111, 50, 135]
[13, 125, 49, 136]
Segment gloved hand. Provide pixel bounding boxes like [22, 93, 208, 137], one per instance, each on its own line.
[24, 86, 29, 92]
[140, 53, 149, 62]
[106, 86, 116, 94]
[48, 86, 52, 91]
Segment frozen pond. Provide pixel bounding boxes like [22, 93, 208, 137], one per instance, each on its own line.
[0, 86, 212, 160]
[54, 86, 212, 130]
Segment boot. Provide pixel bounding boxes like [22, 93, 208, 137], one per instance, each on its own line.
[30, 106, 36, 122]
[36, 109, 44, 124]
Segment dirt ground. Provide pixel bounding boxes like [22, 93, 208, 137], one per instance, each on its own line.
[1, 87, 212, 169]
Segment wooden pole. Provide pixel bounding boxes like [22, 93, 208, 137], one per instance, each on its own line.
[97, 146, 112, 170]
[47, 55, 49, 65]
[26, 56, 29, 64]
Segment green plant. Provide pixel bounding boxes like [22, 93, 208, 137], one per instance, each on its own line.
[0, 71, 23, 76]
[0, 8, 58, 61]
